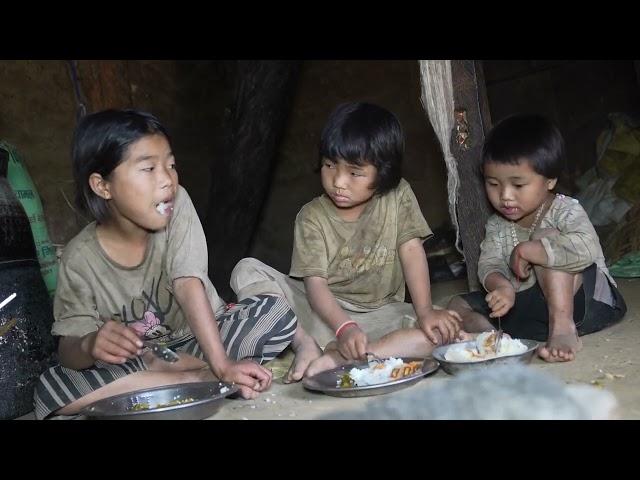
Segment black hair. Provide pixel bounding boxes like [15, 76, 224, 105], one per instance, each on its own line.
[482, 113, 565, 179]
[318, 102, 403, 195]
[71, 109, 171, 223]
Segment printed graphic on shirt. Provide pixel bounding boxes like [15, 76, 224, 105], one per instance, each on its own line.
[336, 244, 396, 278]
[130, 311, 172, 339]
[115, 271, 176, 340]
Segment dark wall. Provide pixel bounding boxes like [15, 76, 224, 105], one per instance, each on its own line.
[483, 60, 640, 186]
[0, 60, 230, 246]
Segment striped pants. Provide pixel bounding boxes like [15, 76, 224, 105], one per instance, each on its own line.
[34, 295, 296, 420]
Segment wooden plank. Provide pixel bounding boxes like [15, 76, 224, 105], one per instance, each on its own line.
[450, 60, 493, 291]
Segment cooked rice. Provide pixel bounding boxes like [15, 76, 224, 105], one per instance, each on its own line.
[444, 332, 528, 362]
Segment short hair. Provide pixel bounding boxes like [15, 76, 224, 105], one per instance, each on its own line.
[318, 102, 403, 195]
[72, 109, 171, 223]
[482, 113, 565, 179]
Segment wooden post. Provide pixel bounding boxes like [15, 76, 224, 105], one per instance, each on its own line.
[204, 60, 301, 300]
[77, 60, 133, 112]
[450, 60, 493, 291]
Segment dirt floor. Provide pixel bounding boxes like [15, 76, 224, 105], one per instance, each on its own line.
[211, 277, 640, 420]
[16, 277, 639, 420]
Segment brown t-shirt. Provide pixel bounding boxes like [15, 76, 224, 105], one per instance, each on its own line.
[52, 185, 225, 341]
[290, 178, 432, 309]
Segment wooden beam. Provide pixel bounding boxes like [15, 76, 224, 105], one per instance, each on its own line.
[450, 60, 493, 291]
[77, 60, 133, 112]
[204, 60, 301, 300]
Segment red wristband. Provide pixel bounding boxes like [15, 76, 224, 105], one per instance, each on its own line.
[335, 320, 358, 338]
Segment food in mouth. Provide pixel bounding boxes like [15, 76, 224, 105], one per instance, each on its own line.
[156, 201, 172, 215]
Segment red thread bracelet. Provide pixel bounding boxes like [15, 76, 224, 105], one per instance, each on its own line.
[335, 320, 357, 337]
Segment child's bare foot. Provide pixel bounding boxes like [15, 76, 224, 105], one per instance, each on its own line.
[283, 327, 323, 384]
[538, 330, 582, 362]
[304, 346, 351, 378]
[455, 330, 476, 342]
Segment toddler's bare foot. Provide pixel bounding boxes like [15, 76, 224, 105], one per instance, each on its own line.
[304, 346, 351, 378]
[538, 330, 582, 363]
[284, 327, 323, 384]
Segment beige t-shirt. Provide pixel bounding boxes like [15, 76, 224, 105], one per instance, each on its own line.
[478, 193, 615, 305]
[290, 178, 432, 309]
[52, 185, 225, 341]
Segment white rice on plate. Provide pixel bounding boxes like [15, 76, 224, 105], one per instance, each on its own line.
[337, 357, 422, 387]
[444, 331, 528, 363]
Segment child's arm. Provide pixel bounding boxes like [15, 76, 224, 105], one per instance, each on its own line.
[304, 276, 368, 360]
[54, 250, 144, 369]
[513, 200, 600, 277]
[164, 188, 270, 398]
[399, 238, 462, 343]
[58, 322, 144, 370]
[509, 240, 548, 280]
[173, 276, 272, 399]
[478, 217, 517, 318]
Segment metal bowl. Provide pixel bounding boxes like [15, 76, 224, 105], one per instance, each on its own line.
[82, 381, 238, 420]
[432, 339, 539, 375]
[302, 357, 440, 398]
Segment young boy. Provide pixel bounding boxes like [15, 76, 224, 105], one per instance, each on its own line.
[231, 102, 463, 381]
[447, 114, 627, 362]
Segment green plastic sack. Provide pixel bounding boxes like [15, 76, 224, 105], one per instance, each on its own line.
[0, 141, 58, 297]
[609, 251, 640, 278]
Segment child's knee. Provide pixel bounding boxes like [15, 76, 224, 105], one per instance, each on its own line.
[230, 257, 273, 293]
[447, 295, 471, 312]
[231, 257, 265, 279]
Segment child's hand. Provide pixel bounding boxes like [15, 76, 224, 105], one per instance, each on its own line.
[485, 285, 516, 318]
[417, 309, 463, 344]
[510, 243, 532, 280]
[337, 325, 368, 361]
[217, 359, 273, 400]
[85, 320, 144, 364]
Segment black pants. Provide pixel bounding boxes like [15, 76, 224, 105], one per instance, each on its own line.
[459, 264, 627, 341]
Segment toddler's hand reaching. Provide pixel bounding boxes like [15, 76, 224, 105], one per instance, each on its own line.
[485, 285, 516, 318]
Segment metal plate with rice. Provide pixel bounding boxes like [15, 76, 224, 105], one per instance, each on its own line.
[302, 357, 439, 398]
[432, 339, 539, 375]
[82, 381, 238, 420]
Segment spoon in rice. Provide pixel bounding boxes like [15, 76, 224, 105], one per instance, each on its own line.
[494, 317, 503, 354]
[366, 351, 385, 365]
